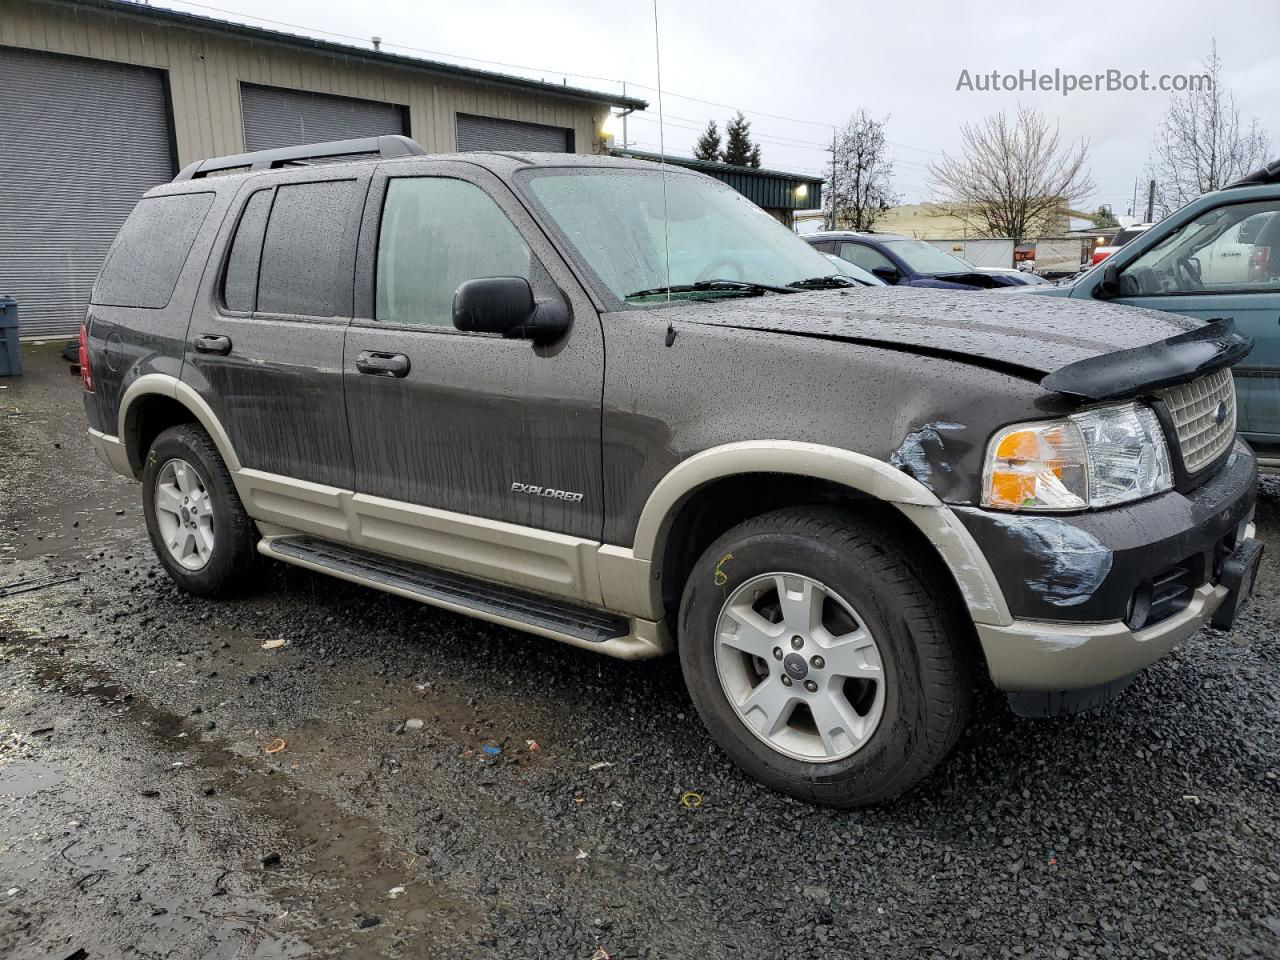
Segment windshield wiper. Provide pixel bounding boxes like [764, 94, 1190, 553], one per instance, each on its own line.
[787, 274, 864, 289]
[625, 278, 798, 299]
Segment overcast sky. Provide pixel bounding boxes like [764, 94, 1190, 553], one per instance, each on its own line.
[158, 0, 1277, 215]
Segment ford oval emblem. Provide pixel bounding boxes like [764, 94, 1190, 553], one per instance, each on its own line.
[1214, 401, 1228, 425]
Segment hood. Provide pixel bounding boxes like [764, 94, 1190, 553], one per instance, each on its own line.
[662, 286, 1200, 379]
[926, 270, 1023, 289]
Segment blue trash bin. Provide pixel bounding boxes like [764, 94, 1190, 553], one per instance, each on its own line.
[0, 299, 20, 378]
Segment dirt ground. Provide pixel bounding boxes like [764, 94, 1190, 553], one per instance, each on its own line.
[2, 341, 1278, 960]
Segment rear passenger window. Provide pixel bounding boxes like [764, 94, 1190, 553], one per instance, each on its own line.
[257, 180, 356, 317]
[376, 178, 531, 326]
[222, 189, 272, 312]
[93, 192, 214, 308]
[839, 242, 895, 273]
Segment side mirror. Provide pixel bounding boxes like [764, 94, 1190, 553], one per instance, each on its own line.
[871, 266, 901, 284]
[452, 277, 570, 345]
[1095, 260, 1121, 299]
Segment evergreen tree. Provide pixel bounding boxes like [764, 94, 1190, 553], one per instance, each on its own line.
[722, 112, 761, 167]
[693, 120, 722, 162]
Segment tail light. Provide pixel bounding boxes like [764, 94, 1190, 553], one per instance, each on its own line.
[1091, 249, 1112, 266]
[78, 324, 93, 391]
[1248, 246, 1271, 283]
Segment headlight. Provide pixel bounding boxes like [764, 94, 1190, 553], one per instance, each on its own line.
[982, 401, 1172, 511]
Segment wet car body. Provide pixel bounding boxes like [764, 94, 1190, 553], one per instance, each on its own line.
[81, 143, 1263, 804]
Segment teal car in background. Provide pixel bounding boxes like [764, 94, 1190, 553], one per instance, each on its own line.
[1028, 160, 1280, 474]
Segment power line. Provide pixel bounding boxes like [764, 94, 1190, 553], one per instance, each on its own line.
[154, 0, 947, 158]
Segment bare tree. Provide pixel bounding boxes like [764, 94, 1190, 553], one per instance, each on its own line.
[928, 106, 1094, 243]
[825, 110, 899, 231]
[1146, 42, 1271, 218]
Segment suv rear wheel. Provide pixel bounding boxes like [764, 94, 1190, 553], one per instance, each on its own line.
[141, 424, 258, 597]
[678, 506, 972, 807]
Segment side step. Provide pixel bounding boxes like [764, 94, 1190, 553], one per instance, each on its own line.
[262, 535, 630, 645]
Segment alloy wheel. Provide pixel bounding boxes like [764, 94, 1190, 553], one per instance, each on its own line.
[153, 458, 215, 571]
[714, 572, 886, 762]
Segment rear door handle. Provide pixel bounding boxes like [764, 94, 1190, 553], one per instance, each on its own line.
[355, 350, 411, 378]
[193, 334, 232, 356]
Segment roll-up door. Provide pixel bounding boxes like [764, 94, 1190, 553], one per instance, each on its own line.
[241, 83, 407, 152]
[456, 114, 574, 153]
[0, 47, 175, 339]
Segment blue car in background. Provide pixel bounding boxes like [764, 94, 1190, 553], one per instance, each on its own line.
[805, 232, 1025, 290]
[1026, 159, 1280, 474]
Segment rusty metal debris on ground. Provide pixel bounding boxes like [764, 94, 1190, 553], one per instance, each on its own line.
[264, 738, 287, 755]
[0, 574, 79, 598]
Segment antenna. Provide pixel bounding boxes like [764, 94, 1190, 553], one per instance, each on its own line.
[652, 0, 677, 346]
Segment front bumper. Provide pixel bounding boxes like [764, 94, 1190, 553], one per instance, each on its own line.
[977, 570, 1236, 693]
[955, 440, 1258, 623]
[958, 439, 1260, 695]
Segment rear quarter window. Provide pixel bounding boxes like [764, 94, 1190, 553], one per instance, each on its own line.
[92, 192, 215, 308]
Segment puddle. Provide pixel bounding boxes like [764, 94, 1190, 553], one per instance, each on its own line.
[0, 617, 480, 958]
[0, 760, 66, 798]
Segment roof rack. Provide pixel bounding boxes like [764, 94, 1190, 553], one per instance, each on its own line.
[174, 135, 426, 181]
[1224, 158, 1280, 190]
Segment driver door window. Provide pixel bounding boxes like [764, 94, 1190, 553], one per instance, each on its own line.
[1120, 200, 1280, 297]
[376, 177, 531, 326]
[838, 242, 895, 273]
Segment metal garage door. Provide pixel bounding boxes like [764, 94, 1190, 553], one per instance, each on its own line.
[456, 114, 574, 153]
[241, 84, 407, 152]
[0, 47, 175, 339]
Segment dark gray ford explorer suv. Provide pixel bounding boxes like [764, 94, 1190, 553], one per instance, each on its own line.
[82, 136, 1262, 807]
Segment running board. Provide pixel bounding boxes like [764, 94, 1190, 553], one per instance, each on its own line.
[258, 535, 668, 659]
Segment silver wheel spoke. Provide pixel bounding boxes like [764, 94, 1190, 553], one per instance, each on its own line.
[195, 523, 214, 559]
[154, 483, 184, 516]
[775, 574, 823, 635]
[738, 681, 799, 738]
[809, 691, 867, 757]
[718, 604, 782, 659]
[173, 462, 197, 496]
[818, 628, 883, 679]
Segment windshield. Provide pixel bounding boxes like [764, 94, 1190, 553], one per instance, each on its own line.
[522, 168, 840, 303]
[880, 239, 974, 275]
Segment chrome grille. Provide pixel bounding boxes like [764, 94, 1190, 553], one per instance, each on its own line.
[1156, 368, 1236, 474]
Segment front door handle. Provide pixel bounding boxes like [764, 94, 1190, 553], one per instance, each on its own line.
[355, 350, 411, 378]
[193, 334, 232, 356]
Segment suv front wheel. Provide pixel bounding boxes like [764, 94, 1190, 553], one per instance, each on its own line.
[141, 423, 259, 597]
[678, 506, 973, 807]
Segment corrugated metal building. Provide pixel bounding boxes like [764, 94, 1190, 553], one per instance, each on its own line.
[610, 149, 823, 228]
[0, 0, 646, 338]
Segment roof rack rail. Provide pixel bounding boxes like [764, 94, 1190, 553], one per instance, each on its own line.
[174, 134, 426, 181]
[1224, 158, 1280, 190]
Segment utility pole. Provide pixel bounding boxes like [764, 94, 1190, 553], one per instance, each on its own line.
[827, 125, 838, 231]
[1130, 178, 1139, 219]
[1145, 179, 1156, 222]
[621, 82, 628, 150]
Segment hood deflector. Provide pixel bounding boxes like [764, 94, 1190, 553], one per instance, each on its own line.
[1040, 318, 1253, 401]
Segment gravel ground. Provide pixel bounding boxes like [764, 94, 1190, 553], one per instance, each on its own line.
[1, 342, 1278, 960]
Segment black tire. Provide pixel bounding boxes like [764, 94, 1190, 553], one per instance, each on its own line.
[141, 423, 259, 597]
[678, 505, 974, 807]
